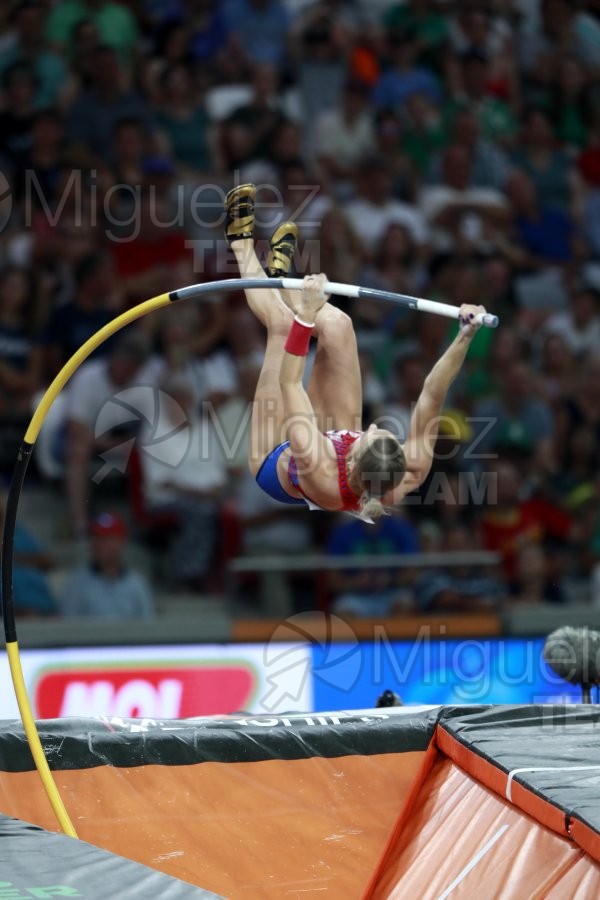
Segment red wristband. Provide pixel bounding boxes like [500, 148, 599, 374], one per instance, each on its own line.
[284, 317, 314, 356]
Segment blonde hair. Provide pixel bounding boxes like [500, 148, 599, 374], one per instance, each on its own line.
[359, 495, 388, 520]
[355, 435, 407, 520]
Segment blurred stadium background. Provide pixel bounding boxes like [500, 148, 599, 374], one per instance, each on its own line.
[1, 0, 600, 717]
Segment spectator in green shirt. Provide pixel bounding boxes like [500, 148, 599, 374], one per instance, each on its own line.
[0, 1, 69, 110]
[400, 92, 447, 176]
[382, 0, 449, 74]
[450, 49, 518, 148]
[45, 0, 139, 69]
[155, 63, 211, 172]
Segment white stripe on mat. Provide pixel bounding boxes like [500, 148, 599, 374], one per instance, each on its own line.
[506, 766, 600, 802]
[436, 825, 510, 899]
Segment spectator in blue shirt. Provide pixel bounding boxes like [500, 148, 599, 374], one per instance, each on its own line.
[13, 524, 57, 616]
[44, 254, 121, 378]
[59, 513, 154, 618]
[66, 44, 153, 166]
[225, 0, 290, 69]
[326, 514, 420, 617]
[506, 169, 575, 265]
[414, 526, 504, 612]
[0, 493, 56, 616]
[373, 28, 442, 112]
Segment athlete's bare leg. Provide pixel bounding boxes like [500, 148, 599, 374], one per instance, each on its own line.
[307, 303, 362, 433]
[231, 238, 291, 331]
[231, 238, 293, 475]
[280, 285, 362, 432]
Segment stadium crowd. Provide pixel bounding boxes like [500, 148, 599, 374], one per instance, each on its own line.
[0, 0, 599, 617]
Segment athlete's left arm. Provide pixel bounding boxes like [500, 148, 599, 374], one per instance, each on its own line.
[279, 274, 332, 487]
[388, 304, 485, 503]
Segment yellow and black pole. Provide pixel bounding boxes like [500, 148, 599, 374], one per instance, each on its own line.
[3, 274, 478, 836]
[0, 278, 283, 836]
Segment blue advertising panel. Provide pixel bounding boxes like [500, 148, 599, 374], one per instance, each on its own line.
[311, 636, 582, 711]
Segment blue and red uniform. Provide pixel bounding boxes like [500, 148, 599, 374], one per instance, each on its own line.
[256, 430, 362, 511]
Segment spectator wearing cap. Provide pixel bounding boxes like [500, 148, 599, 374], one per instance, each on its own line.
[43, 251, 122, 378]
[372, 28, 442, 112]
[59, 513, 154, 618]
[65, 331, 155, 538]
[0, 1, 69, 110]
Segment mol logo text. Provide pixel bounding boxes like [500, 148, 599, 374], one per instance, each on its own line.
[35, 665, 257, 718]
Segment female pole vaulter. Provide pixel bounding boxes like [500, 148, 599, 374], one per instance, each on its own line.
[225, 184, 486, 521]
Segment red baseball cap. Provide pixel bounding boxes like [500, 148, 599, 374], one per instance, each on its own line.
[90, 512, 128, 538]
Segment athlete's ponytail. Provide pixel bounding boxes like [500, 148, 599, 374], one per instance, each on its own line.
[359, 495, 388, 521]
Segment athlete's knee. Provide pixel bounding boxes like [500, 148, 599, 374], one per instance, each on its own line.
[317, 305, 355, 345]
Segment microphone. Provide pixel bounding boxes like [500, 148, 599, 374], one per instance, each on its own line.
[543, 626, 600, 703]
[375, 689, 403, 708]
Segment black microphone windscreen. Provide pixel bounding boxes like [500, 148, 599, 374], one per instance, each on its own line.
[543, 626, 600, 686]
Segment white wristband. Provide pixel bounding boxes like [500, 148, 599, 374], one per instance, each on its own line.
[294, 315, 315, 328]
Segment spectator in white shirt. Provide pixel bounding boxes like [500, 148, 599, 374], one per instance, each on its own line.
[314, 79, 375, 192]
[343, 156, 429, 257]
[141, 372, 227, 588]
[419, 145, 509, 250]
[543, 286, 600, 359]
[65, 330, 155, 538]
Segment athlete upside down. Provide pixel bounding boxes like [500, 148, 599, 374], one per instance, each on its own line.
[225, 184, 487, 520]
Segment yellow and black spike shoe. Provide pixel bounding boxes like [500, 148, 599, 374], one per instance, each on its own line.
[266, 221, 299, 276]
[224, 183, 256, 244]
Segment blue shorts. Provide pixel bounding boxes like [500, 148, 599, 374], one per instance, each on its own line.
[256, 442, 305, 506]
